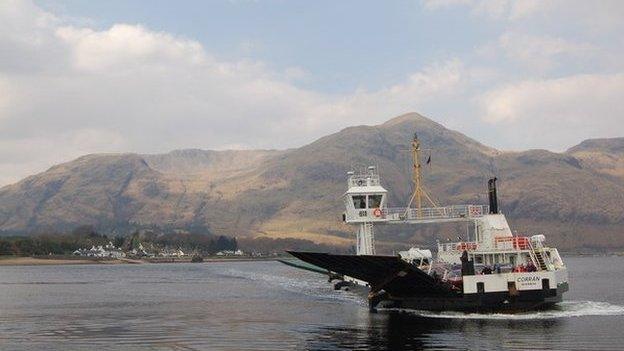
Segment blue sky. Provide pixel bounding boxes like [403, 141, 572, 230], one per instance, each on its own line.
[0, 0, 623, 185]
[37, 0, 498, 92]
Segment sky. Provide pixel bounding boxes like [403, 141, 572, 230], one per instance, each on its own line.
[0, 0, 623, 186]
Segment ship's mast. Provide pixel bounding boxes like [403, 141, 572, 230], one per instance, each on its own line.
[406, 133, 438, 214]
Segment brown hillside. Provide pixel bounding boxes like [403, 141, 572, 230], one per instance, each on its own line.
[566, 138, 624, 180]
[0, 113, 622, 251]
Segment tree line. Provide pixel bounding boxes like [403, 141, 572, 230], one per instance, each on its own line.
[0, 225, 237, 257]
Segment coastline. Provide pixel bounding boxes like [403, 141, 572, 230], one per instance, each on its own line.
[0, 256, 142, 266]
[0, 255, 280, 266]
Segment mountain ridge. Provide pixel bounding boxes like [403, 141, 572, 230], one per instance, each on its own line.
[1, 112, 623, 251]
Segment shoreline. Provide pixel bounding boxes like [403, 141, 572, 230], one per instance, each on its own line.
[0, 256, 138, 266]
[0, 255, 280, 266]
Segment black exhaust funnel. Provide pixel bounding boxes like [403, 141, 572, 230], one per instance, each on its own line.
[488, 177, 499, 214]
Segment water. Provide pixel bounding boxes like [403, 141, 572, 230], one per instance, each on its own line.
[1, 256, 623, 350]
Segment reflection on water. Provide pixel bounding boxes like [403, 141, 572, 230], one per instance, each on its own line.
[307, 306, 624, 351]
[305, 311, 567, 351]
[0, 256, 623, 350]
[305, 312, 436, 351]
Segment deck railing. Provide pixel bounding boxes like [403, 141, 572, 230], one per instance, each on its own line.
[384, 204, 490, 222]
[438, 241, 479, 252]
[347, 175, 381, 187]
[344, 204, 490, 223]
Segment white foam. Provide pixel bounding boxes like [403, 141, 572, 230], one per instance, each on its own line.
[388, 300, 624, 320]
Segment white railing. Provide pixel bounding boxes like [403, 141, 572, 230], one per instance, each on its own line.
[348, 174, 381, 187]
[344, 204, 489, 223]
[384, 204, 489, 222]
[438, 241, 479, 252]
[528, 237, 554, 271]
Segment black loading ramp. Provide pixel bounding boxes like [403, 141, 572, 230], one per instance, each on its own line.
[287, 251, 458, 299]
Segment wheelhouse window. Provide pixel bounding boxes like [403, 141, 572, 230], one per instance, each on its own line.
[368, 195, 382, 208]
[352, 195, 366, 209]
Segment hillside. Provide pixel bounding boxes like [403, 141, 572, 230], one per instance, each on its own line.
[0, 113, 623, 251]
[566, 138, 624, 180]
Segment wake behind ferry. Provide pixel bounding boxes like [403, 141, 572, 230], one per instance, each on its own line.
[286, 133, 569, 313]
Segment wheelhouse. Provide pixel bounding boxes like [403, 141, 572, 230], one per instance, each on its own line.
[343, 167, 388, 223]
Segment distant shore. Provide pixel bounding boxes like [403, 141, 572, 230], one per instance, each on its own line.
[0, 256, 140, 266]
[0, 255, 280, 266]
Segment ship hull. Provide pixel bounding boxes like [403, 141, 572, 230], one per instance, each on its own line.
[335, 279, 567, 313]
[289, 251, 568, 313]
[378, 282, 568, 313]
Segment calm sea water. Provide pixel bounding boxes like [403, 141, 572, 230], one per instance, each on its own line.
[1, 256, 623, 350]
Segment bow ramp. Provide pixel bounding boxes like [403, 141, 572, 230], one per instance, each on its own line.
[287, 251, 457, 298]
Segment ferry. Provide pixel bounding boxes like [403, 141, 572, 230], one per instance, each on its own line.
[286, 133, 569, 313]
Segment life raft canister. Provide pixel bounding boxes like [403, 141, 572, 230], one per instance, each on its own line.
[373, 208, 383, 217]
[469, 206, 482, 216]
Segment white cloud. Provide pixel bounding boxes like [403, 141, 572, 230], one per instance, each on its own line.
[426, 0, 624, 152]
[481, 74, 624, 123]
[479, 73, 624, 149]
[55, 24, 206, 71]
[0, 76, 11, 119]
[0, 128, 126, 185]
[426, 0, 624, 76]
[422, 0, 547, 20]
[423, 0, 624, 26]
[497, 32, 597, 71]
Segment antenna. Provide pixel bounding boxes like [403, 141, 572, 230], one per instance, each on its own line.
[405, 132, 438, 215]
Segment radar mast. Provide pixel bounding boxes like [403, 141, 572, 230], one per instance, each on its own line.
[405, 133, 438, 216]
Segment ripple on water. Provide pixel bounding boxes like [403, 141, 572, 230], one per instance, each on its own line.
[2, 258, 624, 351]
[218, 266, 367, 306]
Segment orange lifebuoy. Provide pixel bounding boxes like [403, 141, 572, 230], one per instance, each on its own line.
[373, 208, 382, 217]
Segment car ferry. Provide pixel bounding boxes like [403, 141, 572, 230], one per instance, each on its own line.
[287, 133, 569, 313]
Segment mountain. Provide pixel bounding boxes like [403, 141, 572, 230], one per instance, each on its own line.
[566, 138, 624, 181]
[1, 113, 623, 251]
